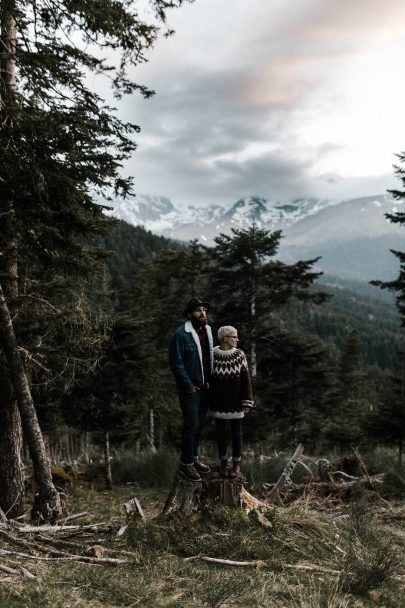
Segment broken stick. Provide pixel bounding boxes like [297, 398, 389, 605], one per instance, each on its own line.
[267, 443, 304, 504]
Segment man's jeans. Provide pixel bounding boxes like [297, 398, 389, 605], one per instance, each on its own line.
[179, 390, 209, 465]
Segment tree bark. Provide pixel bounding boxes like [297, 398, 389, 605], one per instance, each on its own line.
[0, 364, 24, 517]
[0, 0, 25, 518]
[104, 430, 113, 490]
[0, 281, 62, 523]
[162, 476, 202, 516]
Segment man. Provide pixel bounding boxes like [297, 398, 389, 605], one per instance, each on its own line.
[169, 297, 213, 481]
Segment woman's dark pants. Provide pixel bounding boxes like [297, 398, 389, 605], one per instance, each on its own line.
[179, 390, 209, 465]
[215, 418, 242, 463]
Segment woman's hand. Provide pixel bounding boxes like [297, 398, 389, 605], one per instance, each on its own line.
[242, 407, 251, 414]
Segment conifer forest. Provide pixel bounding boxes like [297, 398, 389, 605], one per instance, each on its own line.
[2, 1, 405, 607]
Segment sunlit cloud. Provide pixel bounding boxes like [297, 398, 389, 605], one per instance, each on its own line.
[118, 0, 405, 204]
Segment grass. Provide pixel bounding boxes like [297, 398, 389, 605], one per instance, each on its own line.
[2, 447, 405, 607]
[84, 448, 179, 488]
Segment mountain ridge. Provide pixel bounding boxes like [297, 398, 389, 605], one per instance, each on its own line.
[107, 192, 405, 281]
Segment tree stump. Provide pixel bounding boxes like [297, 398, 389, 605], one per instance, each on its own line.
[116, 497, 145, 538]
[203, 476, 244, 507]
[162, 468, 267, 516]
[162, 476, 202, 516]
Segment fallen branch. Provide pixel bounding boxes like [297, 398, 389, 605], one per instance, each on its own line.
[184, 555, 344, 575]
[267, 444, 304, 503]
[19, 566, 37, 579]
[60, 512, 89, 524]
[283, 563, 343, 575]
[184, 555, 261, 567]
[351, 446, 372, 486]
[0, 563, 36, 579]
[0, 563, 19, 576]
[15, 522, 112, 534]
[0, 548, 127, 566]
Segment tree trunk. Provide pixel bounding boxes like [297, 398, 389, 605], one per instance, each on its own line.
[149, 408, 155, 451]
[1, 0, 17, 105]
[250, 284, 257, 377]
[104, 430, 113, 490]
[0, 281, 62, 523]
[147, 408, 157, 453]
[0, 0, 25, 519]
[0, 360, 24, 517]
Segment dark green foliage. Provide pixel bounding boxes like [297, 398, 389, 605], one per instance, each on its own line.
[255, 325, 334, 449]
[280, 280, 403, 369]
[372, 153, 405, 325]
[208, 227, 328, 369]
[367, 353, 405, 466]
[324, 330, 374, 452]
[75, 223, 404, 454]
[99, 221, 177, 309]
[127, 237, 210, 338]
[0, 0, 191, 457]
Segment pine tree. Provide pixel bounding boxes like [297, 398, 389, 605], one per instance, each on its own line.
[129, 240, 211, 339]
[325, 330, 373, 454]
[209, 226, 328, 375]
[368, 351, 405, 467]
[255, 326, 333, 449]
[372, 153, 405, 324]
[0, 0, 190, 519]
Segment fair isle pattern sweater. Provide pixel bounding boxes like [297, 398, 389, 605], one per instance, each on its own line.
[209, 346, 254, 419]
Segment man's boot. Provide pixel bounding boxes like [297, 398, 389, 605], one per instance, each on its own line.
[178, 463, 202, 482]
[194, 459, 211, 474]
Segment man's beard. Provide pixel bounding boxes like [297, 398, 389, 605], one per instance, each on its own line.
[192, 315, 207, 328]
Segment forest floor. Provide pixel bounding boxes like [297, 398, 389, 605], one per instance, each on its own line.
[1, 480, 405, 608]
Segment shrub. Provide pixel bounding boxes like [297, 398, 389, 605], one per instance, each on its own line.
[51, 464, 76, 487]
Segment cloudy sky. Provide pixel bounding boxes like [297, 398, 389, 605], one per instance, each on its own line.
[117, 0, 405, 206]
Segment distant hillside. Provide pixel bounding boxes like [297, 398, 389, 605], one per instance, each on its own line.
[100, 221, 404, 370]
[279, 276, 403, 369]
[279, 234, 404, 283]
[98, 220, 183, 305]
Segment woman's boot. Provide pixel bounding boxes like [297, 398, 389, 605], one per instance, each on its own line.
[229, 462, 241, 479]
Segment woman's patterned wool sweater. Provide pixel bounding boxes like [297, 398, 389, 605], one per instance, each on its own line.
[210, 346, 254, 419]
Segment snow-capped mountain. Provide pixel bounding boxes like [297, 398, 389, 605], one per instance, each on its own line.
[109, 194, 344, 242]
[108, 193, 402, 245]
[108, 192, 405, 282]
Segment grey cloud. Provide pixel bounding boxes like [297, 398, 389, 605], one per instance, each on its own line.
[131, 140, 318, 203]
[121, 0, 404, 205]
[128, 64, 305, 163]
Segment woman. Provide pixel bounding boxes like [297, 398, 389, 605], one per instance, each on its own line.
[210, 326, 254, 478]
